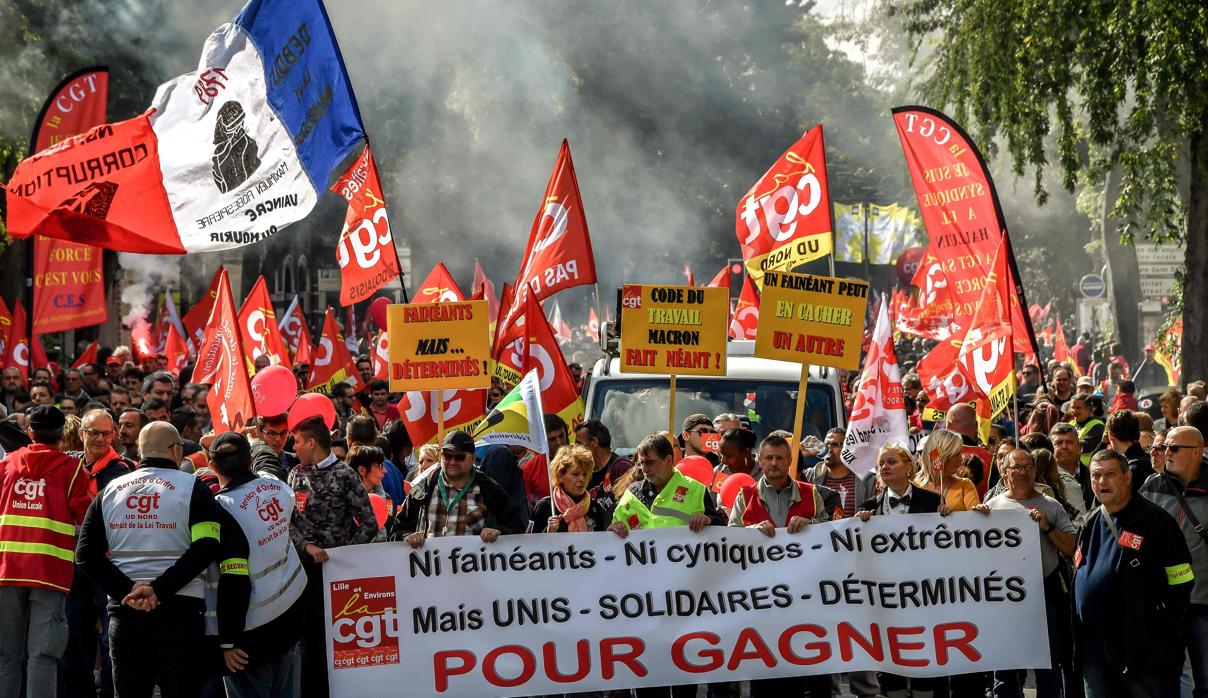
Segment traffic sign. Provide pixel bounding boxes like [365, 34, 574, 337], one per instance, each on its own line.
[1079, 274, 1106, 299]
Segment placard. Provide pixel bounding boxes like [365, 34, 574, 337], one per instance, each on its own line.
[619, 285, 728, 375]
[754, 271, 868, 370]
[387, 300, 491, 391]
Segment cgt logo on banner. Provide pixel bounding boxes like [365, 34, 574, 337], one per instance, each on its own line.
[330, 575, 402, 671]
[323, 512, 1048, 697]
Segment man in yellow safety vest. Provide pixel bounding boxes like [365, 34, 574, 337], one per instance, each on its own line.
[608, 432, 726, 535]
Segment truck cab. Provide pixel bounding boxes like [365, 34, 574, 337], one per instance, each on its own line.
[583, 333, 846, 455]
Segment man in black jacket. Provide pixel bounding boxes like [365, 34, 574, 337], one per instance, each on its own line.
[76, 422, 230, 698]
[1106, 409, 1153, 493]
[1075, 449, 1193, 697]
[398, 430, 525, 547]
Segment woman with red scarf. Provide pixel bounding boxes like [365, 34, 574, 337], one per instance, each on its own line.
[530, 444, 613, 533]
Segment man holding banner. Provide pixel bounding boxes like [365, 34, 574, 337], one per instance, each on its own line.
[397, 430, 524, 547]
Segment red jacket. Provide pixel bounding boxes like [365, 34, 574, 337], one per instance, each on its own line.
[740, 481, 819, 526]
[0, 443, 92, 593]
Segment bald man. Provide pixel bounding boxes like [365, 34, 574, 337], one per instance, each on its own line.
[1141, 425, 1208, 692]
[945, 403, 993, 495]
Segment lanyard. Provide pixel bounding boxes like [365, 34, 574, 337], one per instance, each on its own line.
[438, 471, 475, 513]
[1100, 504, 1121, 541]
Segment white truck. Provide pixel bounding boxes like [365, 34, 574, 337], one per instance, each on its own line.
[583, 334, 846, 454]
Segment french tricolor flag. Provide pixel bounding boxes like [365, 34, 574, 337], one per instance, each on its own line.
[3, 0, 363, 254]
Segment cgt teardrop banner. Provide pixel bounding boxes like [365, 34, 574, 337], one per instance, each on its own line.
[29, 67, 110, 334]
[891, 106, 1037, 357]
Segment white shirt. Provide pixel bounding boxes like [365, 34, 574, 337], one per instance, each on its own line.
[881, 484, 914, 516]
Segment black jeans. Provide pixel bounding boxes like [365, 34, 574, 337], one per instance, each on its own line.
[108, 601, 203, 698]
[301, 562, 329, 698]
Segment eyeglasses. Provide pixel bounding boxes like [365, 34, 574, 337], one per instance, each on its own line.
[262, 429, 286, 438]
[688, 428, 717, 435]
[82, 429, 112, 437]
[1163, 444, 1200, 453]
[1003, 463, 1035, 472]
[442, 452, 469, 462]
[825, 442, 843, 449]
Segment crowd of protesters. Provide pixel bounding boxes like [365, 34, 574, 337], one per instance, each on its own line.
[0, 321, 1204, 698]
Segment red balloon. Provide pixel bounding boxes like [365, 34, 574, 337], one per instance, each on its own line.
[370, 297, 391, 332]
[675, 456, 715, 487]
[718, 473, 757, 509]
[250, 365, 297, 417]
[287, 392, 338, 431]
[368, 493, 389, 528]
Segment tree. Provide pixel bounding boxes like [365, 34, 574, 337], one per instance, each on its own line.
[895, 0, 1208, 384]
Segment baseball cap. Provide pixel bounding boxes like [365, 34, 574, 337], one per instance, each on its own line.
[27, 405, 66, 432]
[440, 430, 476, 455]
[680, 414, 713, 433]
[1076, 376, 1095, 388]
[209, 431, 251, 462]
[105, 356, 122, 366]
[138, 422, 183, 461]
[1145, 343, 1156, 352]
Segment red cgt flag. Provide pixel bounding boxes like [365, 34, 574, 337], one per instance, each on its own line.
[412, 262, 465, 304]
[331, 146, 402, 306]
[4, 302, 30, 385]
[307, 306, 364, 394]
[471, 260, 500, 321]
[729, 276, 759, 340]
[496, 140, 597, 352]
[736, 125, 834, 290]
[278, 295, 307, 356]
[237, 276, 292, 369]
[193, 267, 255, 434]
[182, 268, 223, 354]
[372, 330, 389, 381]
[706, 265, 732, 289]
[163, 324, 189, 378]
[521, 295, 585, 430]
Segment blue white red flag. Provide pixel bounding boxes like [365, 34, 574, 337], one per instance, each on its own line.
[3, 0, 364, 254]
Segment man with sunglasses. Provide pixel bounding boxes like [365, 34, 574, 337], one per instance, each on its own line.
[397, 430, 524, 547]
[1142, 426, 1208, 697]
[1017, 364, 1042, 403]
[680, 414, 720, 467]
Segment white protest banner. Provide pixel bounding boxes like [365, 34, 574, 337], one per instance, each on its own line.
[324, 511, 1047, 697]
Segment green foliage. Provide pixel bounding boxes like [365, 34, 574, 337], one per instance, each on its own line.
[894, 0, 1208, 244]
[0, 132, 22, 251]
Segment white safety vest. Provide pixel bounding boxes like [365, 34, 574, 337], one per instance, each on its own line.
[100, 467, 207, 599]
[207, 476, 305, 633]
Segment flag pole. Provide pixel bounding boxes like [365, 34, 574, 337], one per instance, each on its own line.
[435, 393, 445, 444]
[789, 363, 810, 480]
[668, 374, 678, 436]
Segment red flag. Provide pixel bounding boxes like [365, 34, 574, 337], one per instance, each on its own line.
[331, 145, 402, 305]
[237, 276, 292, 369]
[523, 297, 585, 430]
[736, 125, 833, 290]
[371, 330, 389, 381]
[892, 107, 1038, 356]
[728, 276, 759, 340]
[496, 140, 597, 349]
[72, 341, 99, 369]
[399, 389, 487, 447]
[193, 268, 255, 434]
[30, 69, 110, 335]
[954, 237, 1017, 418]
[494, 283, 515, 349]
[583, 307, 600, 340]
[31, 335, 50, 372]
[278, 295, 307, 355]
[472, 260, 500, 321]
[1053, 317, 1082, 377]
[307, 307, 365, 393]
[412, 262, 465, 304]
[182, 268, 223, 353]
[705, 265, 731, 289]
[5, 302, 30, 386]
[684, 264, 695, 287]
[293, 323, 314, 366]
[0, 298, 11, 365]
[163, 324, 189, 378]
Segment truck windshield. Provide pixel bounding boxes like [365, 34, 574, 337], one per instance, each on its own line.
[589, 379, 837, 454]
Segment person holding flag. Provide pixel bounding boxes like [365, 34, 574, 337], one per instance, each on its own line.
[529, 444, 612, 533]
